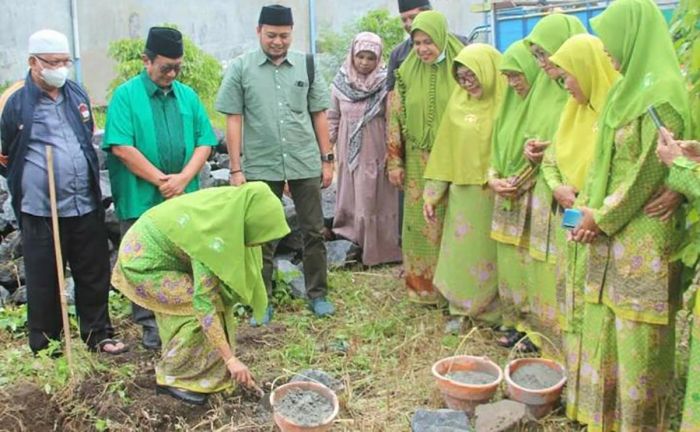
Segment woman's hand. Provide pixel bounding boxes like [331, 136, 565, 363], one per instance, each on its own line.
[524, 139, 549, 164]
[553, 185, 577, 209]
[656, 127, 683, 167]
[226, 357, 255, 388]
[423, 202, 437, 224]
[488, 178, 518, 198]
[388, 168, 405, 189]
[570, 207, 600, 244]
[644, 186, 683, 221]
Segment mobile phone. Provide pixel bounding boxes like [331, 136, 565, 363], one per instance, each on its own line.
[562, 208, 582, 230]
[647, 106, 665, 130]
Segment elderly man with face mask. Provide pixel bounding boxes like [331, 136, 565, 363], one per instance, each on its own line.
[0, 29, 125, 355]
[103, 27, 217, 350]
[215, 4, 335, 325]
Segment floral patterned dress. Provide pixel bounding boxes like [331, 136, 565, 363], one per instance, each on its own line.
[574, 103, 684, 431]
[112, 216, 238, 394]
[424, 181, 499, 323]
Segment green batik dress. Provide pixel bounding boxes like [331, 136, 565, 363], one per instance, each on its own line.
[424, 181, 499, 323]
[575, 104, 685, 431]
[112, 217, 239, 393]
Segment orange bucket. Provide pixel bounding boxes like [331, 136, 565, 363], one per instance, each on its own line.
[504, 358, 566, 418]
[432, 355, 503, 415]
[270, 381, 339, 432]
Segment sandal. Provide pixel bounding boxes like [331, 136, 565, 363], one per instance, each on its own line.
[496, 329, 525, 348]
[94, 338, 129, 355]
[514, 337, 539, 354]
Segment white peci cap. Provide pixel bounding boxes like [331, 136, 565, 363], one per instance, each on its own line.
[28, 29, 70, 55]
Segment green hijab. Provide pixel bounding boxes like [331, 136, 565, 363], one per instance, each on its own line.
[396, 10, 464, 150]
[525, 13, 587, 55]
[145, 182, 290, 321]
[587, 0, 691, 208]
[491, 40, 542, 177]
[523, 14, 586, 141]
[424, 44, 506, 185]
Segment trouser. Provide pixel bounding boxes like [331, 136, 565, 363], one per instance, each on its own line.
[254, 177, 328, 300]
[21, 211, 112, 353]
[120, 218, 157, 331]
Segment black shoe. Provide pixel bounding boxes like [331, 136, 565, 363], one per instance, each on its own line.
[156, 385, 208, 406]
[142, 327, 162, 350]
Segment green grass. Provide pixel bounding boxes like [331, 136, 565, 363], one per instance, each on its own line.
[0, 267, 691, 430]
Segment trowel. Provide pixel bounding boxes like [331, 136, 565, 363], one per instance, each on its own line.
[251, 382, 273, 411]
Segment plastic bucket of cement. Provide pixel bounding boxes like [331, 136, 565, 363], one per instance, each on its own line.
[432, 355, 503, 415]
[504, 358, 566, 418]
[270, 381, 339, 432]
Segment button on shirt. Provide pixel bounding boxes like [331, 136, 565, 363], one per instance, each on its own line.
[21, 92, 96, 217]
[141, 71, 186, 174]
[215, 49, 330, 181]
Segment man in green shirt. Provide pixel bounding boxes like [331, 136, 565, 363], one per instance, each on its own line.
[215, 4, 335, 324]
[103, 27, 217, 349]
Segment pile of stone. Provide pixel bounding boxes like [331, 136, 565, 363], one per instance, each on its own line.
[0, 131, 360, 306]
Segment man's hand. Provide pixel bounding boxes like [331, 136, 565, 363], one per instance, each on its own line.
[488, 178, 518, 198]
[644, 186, 682, 222]
[159, 173, 189, 199]
[524, 139, 549, 164]
[388, 168, 405, 189]
[553, 185, 577, 209]
[230, 171, 246, 186]
[321, 162, 333, 189]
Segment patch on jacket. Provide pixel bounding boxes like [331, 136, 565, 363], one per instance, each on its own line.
[78, 103, 90, 122]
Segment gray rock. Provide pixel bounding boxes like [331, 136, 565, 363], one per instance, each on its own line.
[0, 286, 10, 305]
[104, 203, 120, 242]
[411, 409, 472, 432]
[290, 369, 344, 393]
[212, 153, 230, 170]
[444, 318, 464, 335]
[10, 285, 26, 304]
[321, 182, 336, 227]
[475, 400, 531, 432]
[0, 231, 22, 262]
[0, 257, 24, 289]
[325, 240, 360, 268]
[0, 189, 17, 231]
[210, 169, 230, 187]
[274, 259, 306, 299]
[213, 128, 227, 154]
[99, 169, 112, 202]
[199, 162, 213, 189]
[92, 130, 106, 170]
[65, 277, 75, 305]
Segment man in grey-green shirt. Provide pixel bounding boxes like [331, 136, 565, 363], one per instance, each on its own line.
[215, 4, 335, 325]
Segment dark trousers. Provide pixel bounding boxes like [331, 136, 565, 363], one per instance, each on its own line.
[120, 219, 157, 331]
[21, 211, 112, 353]
[255, 178, 328, 300]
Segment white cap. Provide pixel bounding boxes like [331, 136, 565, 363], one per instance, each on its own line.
[28, 29, 70, 55]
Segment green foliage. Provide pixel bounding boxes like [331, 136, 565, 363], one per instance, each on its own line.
[0, 304, 27, 335]
[316, 9, 405, 84]
[105, 24, 224, 129]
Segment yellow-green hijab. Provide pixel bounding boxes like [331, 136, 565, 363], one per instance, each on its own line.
[396, 10, 464, 151]
[588, 0, 691, 208]
[491, 41, 542, 178]
[424, 44, 506, 185]
[549, 34, 621, 190]
[145, 182, 290, 321]
[523, 14, 586, 141]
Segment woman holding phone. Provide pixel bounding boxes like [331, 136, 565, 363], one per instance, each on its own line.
[570, 0, 690, 428]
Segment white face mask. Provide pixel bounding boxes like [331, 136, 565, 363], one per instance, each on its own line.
[35, 59, 69, 88]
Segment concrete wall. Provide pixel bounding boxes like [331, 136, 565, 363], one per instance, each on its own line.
[0, 0, 484, 104]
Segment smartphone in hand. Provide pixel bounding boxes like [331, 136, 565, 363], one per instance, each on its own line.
[562, 208, 583, 230]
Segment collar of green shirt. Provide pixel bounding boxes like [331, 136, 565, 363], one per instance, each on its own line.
[140, 69, 174, 97]
[255, 48, 296, 67]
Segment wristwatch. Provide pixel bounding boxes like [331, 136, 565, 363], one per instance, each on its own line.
[321, 153, 335, 163]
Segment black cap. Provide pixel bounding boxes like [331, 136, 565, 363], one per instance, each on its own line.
[398, 0, 431, 13]
[258, 4, 294, 26]
[145, 27, 183, 59]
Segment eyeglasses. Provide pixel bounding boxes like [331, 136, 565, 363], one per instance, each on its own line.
[34, 55, 73, 68]
[159, 63, 182, 74]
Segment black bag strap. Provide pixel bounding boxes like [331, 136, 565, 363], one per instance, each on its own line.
[305, 53, 315, 86]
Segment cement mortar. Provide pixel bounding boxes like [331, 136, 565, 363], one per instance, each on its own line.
[275, 388, 334, 426]
[445, 370, 497, 385]
[511, 363, 562, 390]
